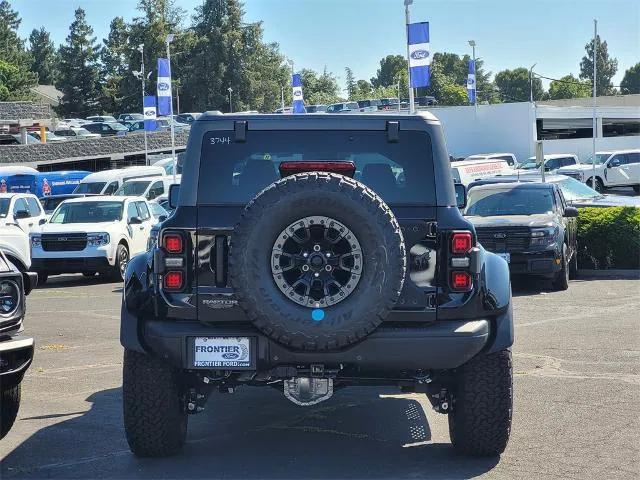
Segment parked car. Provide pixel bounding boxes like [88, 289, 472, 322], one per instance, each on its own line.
[556, 149, 640, 193]
[356, 99, 380, 112]
[53, 127, 101, 140]
[121, 112, 514, 458]
[148, 201, 169, 222]
[464, 181, 578, 290]
[86, 115, 118, 123]
[304, 105, 327, 113]
[378, 98, 400, 110]
[174, 113, 201, 124]
[325, 102, 361, 113]
[463, 153, 518, 167]
[514, 154, 579, 175]
[118, 113, 144, 122]
[73, 166, 165, 195]
[451, 158, 513, 186]
[0, 221, 30, 271]
[470, 175, 640, 208]
[31, 196, 156, 283]
[0, 134, 21, 145]
[113, 175, 180, 201]
[156, 117, 189, 133]
[273, 107, 293, 114]
[0, 250, 36, 439]
[83, 122, 129, 137]
[40, 194, 98, 216]
[29, 131, 68, 143]
[0, 193, 46, 236]
[416, 96, 438, 106]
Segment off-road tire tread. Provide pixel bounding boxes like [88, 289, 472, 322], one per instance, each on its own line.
[0, 384, 21, 439]
[230, 172, 406, 351]
[448, 349, 513, 456]
[122, 349, 187, 457]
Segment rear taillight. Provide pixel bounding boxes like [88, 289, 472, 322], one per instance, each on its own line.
[164, 271, 184, 290]
[449, 230, 475, 292]
[451, 232, 472, 254]
[163, 234, 183, 254]
[278, 161, 356, 178]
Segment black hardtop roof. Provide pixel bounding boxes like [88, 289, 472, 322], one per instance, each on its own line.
[196, 111, 440, 126]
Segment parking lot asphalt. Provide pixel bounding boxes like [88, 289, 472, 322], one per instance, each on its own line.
[1, 274, 638, 479]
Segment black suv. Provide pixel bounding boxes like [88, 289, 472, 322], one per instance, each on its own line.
[0, 251, 36, 439]
[121, 113, 514, 458]
[465, 181, 578, 290]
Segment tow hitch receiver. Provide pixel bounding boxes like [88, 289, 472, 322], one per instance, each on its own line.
[284, 377, 333, 406]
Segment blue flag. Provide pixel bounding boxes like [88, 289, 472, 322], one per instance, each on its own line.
[143, 96, 157, 131]
[292, 74, 306, 114]
[407, 22, 430, 88]
[157, 58, 172, 116]
[467, 60, 476, 104]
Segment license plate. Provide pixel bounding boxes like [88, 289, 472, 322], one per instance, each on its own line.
[497, 253, 511, 263]
[193, 337, 250, 368]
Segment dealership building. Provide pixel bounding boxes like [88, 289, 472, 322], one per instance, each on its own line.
[425, 94, 640, 163]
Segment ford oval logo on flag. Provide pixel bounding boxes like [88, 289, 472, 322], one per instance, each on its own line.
[467, 78, 475, 86]
[158, 82, 170, 91]
[294, 90, 302, 98]
[411, 49, 429, 60]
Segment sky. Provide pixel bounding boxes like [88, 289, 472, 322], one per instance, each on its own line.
[13, 0, 640, 93]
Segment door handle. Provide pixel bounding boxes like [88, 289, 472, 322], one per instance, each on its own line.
[28, 223, 33, 227]
[139, 225, 144, 230]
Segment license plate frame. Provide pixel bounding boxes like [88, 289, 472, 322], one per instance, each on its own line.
[497, 252, 511, 263]
[190, 336, 254, 369]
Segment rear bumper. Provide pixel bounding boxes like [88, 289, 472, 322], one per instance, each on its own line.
[0, 336, 34, 386]
[32, 257, 111, 274]
[139, 319, 491, 372]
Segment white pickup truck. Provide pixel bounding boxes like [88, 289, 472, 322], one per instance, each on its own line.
[557, 150, 640, 193]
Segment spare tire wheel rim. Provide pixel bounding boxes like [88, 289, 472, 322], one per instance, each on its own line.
[271, 215, 362, 308]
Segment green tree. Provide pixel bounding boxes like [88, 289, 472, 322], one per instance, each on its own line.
[353, 79, 372, 99]
[370, 55, 406, 88]
[0, 1, 37, 100]
[494, 67, 544, 102]
[438, 83, 469, 106]
[344, 66, 356, 99]
[579, 34, 618, 96]
[548, 74, 591, 100]
[57, 8, 102, 116]
[298, 68, 341, 105]
[28, 27, 58, 85]
[620, 63, 640, 95]
[100, 17, 130, 113]
[429, 52, 497, 104]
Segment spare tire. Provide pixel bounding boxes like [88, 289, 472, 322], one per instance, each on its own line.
[230, 172, 406, 351]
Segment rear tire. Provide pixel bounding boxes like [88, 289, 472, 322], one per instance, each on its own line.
[448, 350, 513, 457]
[588, 177, 604, 193]
[122, 349, 187, 457]
[552, 244, 570, 291]
[1, 384, 21, 439]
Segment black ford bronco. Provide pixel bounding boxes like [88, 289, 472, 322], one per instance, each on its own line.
[0, 251, 36, 439]
[121, 112, 514, 458]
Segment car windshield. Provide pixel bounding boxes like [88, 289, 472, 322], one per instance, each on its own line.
[556, 177, 601, 201]
[584, 153, 611, 165]
[114, 181, 151, 196]
[465, 187, 554, 216]
[74, 182, 106, 194]
[109, 122, 128, 131]
[519, 160, 542, 170]
[41, 197, 70, 213]
[0, 198, 10, 217]
[75, 128, 92, 135]
[50, 201, 123, 224]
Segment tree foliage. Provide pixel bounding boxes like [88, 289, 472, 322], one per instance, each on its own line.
[344, 66, 356, 100]
[299, 68, 341, 105]
[548, 74, 591, 100]
[620, 63, 640, 95]
[28, 27, 58, 85]
[494, 67, 544, 102]
[370, 55, 406, 89]
[0, 0, 37, 100]
[579, 34, 618, 96]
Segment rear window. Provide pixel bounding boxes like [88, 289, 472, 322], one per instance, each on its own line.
[198, 130, 435, 205]
[75, 182, 106, 194]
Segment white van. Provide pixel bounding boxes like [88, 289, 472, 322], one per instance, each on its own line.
[73, 166, 165, 195]
[463, 153, 518, 167]
[451, 159, 513, 186]
[113, 175, 181, 201]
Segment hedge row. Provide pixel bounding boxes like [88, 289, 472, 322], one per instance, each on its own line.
[577, 207, 640, 270]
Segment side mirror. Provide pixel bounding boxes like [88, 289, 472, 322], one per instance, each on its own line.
[169, 184, 180, 209]
[39, 218, 46, 225]
[129, 216, 143, 225]
[14, 210, 30, 220]
[158, 215, 167, 222]
[607, 161, 618, 168]
[564, 206, 579, 218]
[454, 183, 467, 209]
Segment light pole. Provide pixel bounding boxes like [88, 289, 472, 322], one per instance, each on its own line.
[228, 87, 233, 113]
[165, 33, 176, 183]
[287, 59, 294, 77]
[281, 85, 285, 112]
[404, 0, 415, 114]
[529, 63, 537, 103]
[468, 40, 477, 113]
[591, 19, 598, 190]
[136, 44, 149, 166]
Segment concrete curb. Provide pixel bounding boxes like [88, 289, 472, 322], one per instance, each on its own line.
[577, 269, 640, 279]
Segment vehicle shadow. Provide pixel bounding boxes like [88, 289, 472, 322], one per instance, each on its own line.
[35, 274, 118, 290]
[2, 386, 499, 479]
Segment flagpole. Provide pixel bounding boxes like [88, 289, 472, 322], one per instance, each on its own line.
[404, 0, 415, 114]
[591, 19, 597, 190]
[166, 34, 176, 184]
[139, 44, 149, 166]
